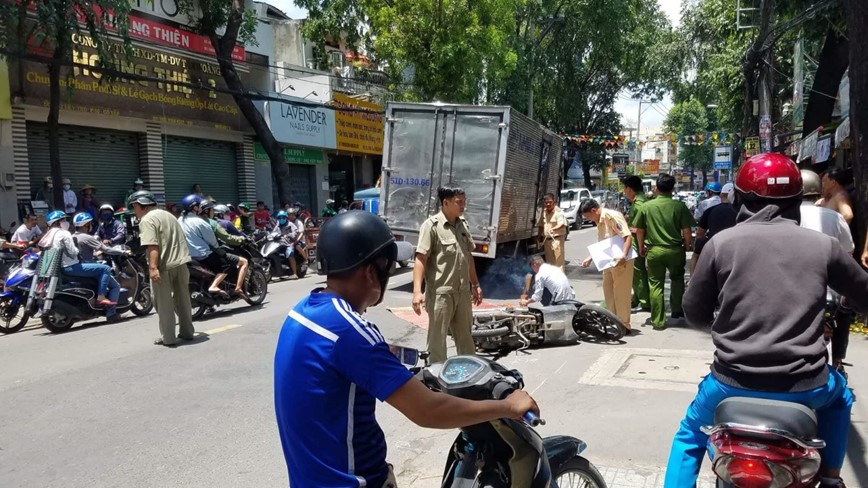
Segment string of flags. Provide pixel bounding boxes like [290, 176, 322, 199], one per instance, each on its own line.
[563, 131, 738, 148]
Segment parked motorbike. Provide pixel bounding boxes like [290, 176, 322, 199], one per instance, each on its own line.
[96, 247, 153, 317]
[188, 242, 268, 320]
[258, 230, 307, 280]
[701, 397, 826, 487]
[37, 247, 150, 333]
[0, 252, 39, 333]
[390, 346, 608, 487]
[472, 300, 626, 353]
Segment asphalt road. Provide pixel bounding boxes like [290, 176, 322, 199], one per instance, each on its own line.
[0, 226, 866, 488]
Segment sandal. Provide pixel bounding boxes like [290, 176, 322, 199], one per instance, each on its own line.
[232, 289, 248, 300]
[209, 289, 231, 300]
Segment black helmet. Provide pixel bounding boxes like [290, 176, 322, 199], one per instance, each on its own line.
[127, 190, 157, 207]
[317, 210, 397, 275]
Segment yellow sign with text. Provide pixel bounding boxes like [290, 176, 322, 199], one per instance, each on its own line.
[333, 94, 384, 155]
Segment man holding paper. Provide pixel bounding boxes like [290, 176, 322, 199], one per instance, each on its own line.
[579, 199, 635, 331]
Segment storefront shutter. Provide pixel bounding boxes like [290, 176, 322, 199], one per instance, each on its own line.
[26, 123, 140, 209]
[163, 136, 239, 205]
[287, 164, 314, 208]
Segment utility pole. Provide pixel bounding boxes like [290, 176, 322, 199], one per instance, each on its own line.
[757, 0, 776, 152]
[635, 99, 652, 165]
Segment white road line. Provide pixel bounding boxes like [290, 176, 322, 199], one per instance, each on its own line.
[204, 323, 245, 335]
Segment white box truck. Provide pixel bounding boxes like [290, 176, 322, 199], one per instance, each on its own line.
[380, 103, 563, 260]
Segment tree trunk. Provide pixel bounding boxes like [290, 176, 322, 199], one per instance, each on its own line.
[742, 0, 776, 136]
[209, 16, 293, 207]
[48, 49, 64, 210]
[844, 0, 868, 259]
[581, 161, 593, 190]
[801, 29, 849, 138]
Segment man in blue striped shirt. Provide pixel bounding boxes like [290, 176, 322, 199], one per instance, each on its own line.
[274, 211, 538, 487]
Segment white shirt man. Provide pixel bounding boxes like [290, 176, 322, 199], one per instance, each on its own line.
[694, 194, 721, 220]
[523, 261, 575, 306]
[11, 219, 42, 244]
[799, 201, 854, 254]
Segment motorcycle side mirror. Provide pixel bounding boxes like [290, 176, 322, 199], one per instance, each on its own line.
[388, 344, 421, 367]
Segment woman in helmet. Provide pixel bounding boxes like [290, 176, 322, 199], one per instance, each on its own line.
[212, 204, 244, 237]
[41, 211, 120, 321]
[97, 204, 126, 246]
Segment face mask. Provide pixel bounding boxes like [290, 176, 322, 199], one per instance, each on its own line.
[60, 221, 70, 231]
[371, 261, 392, 307]
[63, 185, 71, 190]
[100, 214, 112, 221]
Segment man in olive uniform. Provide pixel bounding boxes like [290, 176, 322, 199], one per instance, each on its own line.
[412, 185, 484, 363]
[537, 193, 567, 270]
[623, 176, 650, 311]
[633, 174, 694, 330]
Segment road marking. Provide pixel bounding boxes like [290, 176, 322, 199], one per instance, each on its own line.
[530, 359, 567, 394]
[204, 323, 245, 335]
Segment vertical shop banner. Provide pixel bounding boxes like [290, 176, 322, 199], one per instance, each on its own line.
[0, 61, 11, 119]
[333, 94, 384, 154]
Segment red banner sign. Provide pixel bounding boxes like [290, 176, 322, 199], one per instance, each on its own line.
[128, 14, 245, 63]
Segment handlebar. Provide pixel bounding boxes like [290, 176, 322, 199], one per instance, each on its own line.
[522, 411, 545, 427]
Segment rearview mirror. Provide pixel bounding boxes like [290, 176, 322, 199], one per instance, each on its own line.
[388, 344, 420, 367]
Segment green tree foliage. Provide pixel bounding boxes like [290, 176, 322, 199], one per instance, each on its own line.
[665, 99, 712, 176]
[0, 0, 132, 207]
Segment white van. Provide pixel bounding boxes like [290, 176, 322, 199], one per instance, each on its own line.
[560, 188, 592, 229]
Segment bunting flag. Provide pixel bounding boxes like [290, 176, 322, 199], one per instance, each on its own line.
[560, 131, 738, 149]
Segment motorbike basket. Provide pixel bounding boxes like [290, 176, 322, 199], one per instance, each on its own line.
[37, 248, 63, 278]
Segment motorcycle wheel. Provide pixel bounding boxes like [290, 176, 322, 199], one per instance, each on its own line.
[41, 309, 75, 333]
[295, 260, 307, 279]
[190, 283, 209, 321]
[130, 285, 154, 316]
[575, 304, 626, 341]
[0, 299, 30, 334]
[244, 270, 268, 306]
[552, 456, 606, 488]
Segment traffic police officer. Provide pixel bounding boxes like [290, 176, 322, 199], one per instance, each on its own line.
[412, 185, 483, 363]
[633, 174, 694, 330]
[537, 193, 568, 270]
[623, 176, 650, 311]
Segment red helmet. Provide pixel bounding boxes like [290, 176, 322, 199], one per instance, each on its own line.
[734, 153, 802, 199]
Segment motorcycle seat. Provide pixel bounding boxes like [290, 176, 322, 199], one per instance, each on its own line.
[714, 397, 818, 440]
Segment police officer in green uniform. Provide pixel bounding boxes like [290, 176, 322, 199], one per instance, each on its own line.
[623, 176, 650, 311]
[412, 185, 483, 363]
[633, 174, 694, 330]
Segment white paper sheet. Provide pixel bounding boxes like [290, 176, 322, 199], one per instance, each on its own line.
[587, 235, 638, 271]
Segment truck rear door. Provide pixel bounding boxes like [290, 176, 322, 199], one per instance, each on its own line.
[381, 105, 506, 245]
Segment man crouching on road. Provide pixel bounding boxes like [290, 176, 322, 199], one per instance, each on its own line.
[274, 211, 539, 488]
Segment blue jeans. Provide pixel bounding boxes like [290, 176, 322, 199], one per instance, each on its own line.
[63, 262, 121, 317]
[664, 367, 853, 487]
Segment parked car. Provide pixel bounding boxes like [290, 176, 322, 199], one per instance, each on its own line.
[560, 188, 592, 229]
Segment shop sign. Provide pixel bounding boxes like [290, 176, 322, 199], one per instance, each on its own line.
[798, 130, 819, 162]
[815, 135, 832, 164]
[835, 117, 850, 147]
[714, 145, 732, 170]
[744, 137, 761, 158]
[264, 97, 337, 149]
[637, 159, 660, 175]
[333, 93, 384, 154]
[15, 30, 245, 131]
[254, 143, 323, 165]
[0, 61, 10, 120]
[127, 12, 245, 62]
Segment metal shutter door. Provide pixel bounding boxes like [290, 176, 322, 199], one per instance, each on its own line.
[287, 164, 313, 208]
[163, 136, 238, 205]
[26, 123, 140, 208]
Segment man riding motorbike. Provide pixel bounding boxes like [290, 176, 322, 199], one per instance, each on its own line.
[96, 204, 126, 246]
[178, 195, 235, 299]
[664, 153, 868, 488]
[234, 202, 254, 234]
[273, 209, 306, 278]
[274, 210, 539, 487]
[213, 204, 244, 237]
[200, 200, 249, 297]
[71, 212, 124, 322]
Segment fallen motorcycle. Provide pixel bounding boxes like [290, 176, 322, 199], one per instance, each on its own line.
[390, 345, 608, 487]
[702, 397, 826, 487]
[472, 300, 627, 352]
